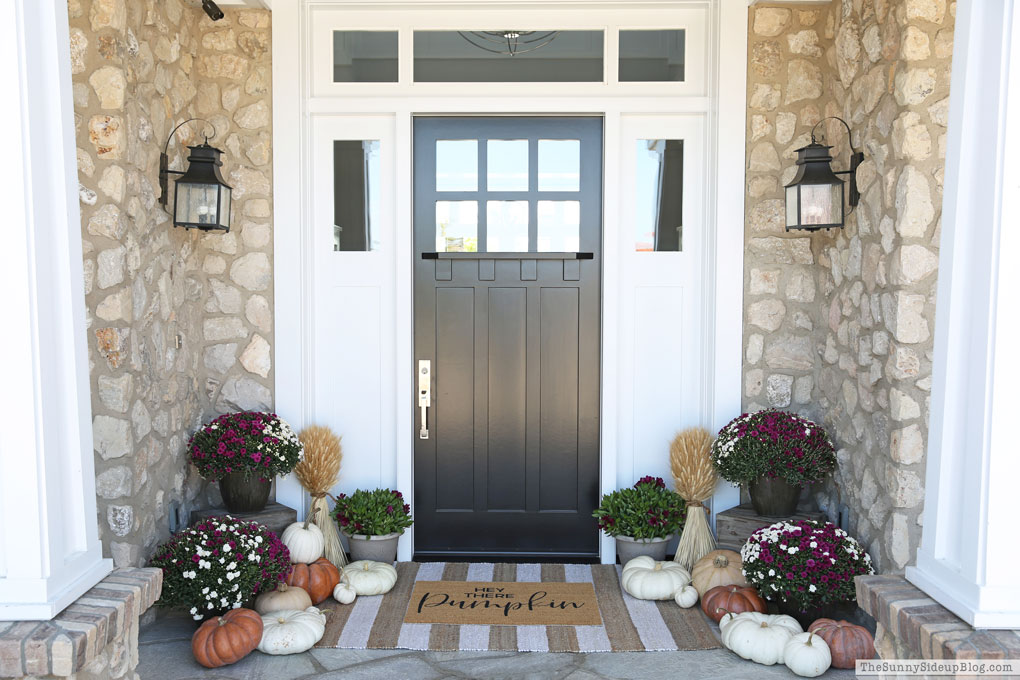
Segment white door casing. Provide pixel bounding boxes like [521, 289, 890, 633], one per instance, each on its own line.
[273, 0, 747, 562]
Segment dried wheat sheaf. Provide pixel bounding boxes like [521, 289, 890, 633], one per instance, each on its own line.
[296, 425, 347, 567]
[669, 427, 717, 569]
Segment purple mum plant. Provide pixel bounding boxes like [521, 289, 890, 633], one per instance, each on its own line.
[711, 409, 836, 486]
[741, 519, 874, 611]
[188, 411, 303, 482]
[149, 516, 291, 619]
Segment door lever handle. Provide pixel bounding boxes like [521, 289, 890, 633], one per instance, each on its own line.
[418, 360, 431, 439]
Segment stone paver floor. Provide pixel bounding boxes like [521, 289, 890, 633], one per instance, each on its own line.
[140, 611, 857, 680]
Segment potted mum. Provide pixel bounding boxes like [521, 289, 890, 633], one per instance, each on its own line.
[189, 411, 304, 513]
[332, 488, 413, 563]
[593, 476, 686, 563]
[148, 516, 292, 621]
[741, 519, 874, 627]
[711, 409, 836, 516]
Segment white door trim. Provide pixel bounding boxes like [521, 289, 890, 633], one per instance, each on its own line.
[272, 0, 747, 562]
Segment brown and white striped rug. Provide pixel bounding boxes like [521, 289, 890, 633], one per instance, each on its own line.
[316, 562, 721, 652]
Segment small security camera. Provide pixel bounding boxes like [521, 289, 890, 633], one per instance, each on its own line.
[202, 0, 225, 21]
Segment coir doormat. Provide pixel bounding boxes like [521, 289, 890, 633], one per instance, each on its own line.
[315, 562, 721, 652]
[405, 580, 602, 626]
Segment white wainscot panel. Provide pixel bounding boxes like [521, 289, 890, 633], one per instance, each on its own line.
[631, 285, 693, 484]
[317, 285, 384, 494]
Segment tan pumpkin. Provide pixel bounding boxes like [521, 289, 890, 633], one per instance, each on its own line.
[807, 618, 875, 669]
[700, 584, 767, 623]
[691, 549, 747, 596]
[191, 608, 263, 668]
[254, 583, 313, 615]
[285, 558, 341, 604]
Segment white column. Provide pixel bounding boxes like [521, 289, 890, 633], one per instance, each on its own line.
[0, 0, 111, 620]
[905, 1, 1020, 629]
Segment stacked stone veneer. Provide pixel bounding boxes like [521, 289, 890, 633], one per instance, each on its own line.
[742, 1, 954, 574]
[69, 0, 274, 567]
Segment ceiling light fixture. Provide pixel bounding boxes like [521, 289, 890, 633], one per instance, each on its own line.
[458, 31, 560, 56]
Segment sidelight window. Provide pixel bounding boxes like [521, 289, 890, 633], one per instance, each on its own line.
[635, 139, 684, 252]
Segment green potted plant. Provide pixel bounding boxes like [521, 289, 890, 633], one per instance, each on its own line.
[711, 409, 836, 516]
[741, 519, 874, 627]
[331, 488, 413, 563]
[593, 476, 686, 563]
[148, 516, 292, 621]
[188, 411, 304, 513]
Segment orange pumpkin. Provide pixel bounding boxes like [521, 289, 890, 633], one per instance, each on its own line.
[286, 557, 341, 604]
[808, 618, 875, 669]
[191, 608, 262, 668]
[700, 584, 767, 623]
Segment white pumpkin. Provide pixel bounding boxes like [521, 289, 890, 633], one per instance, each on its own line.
[257, 606, 327, 655]
[784, 632, 832, 677]
[254, 582, 313, 615]
[620, 556, 691, 601]
[332, 575, 357, 605]
[281, 521, 325, 564]
[674, 584, 699, 608]
[343, 560, 398, 596]
[722, 611, 804, 665]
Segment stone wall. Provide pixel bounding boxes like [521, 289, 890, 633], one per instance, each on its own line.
[742, 0, 953, 573]
[69, 0, 274, 567]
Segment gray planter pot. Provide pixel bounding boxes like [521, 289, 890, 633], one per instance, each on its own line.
[345, 531, 401, 563]
[615, 534, 673, 564]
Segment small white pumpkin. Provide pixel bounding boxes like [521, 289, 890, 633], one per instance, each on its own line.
[280, 521, 325, 564]
[620, 556, 691, 601]
[257, 606, 327, 655]
[332, 575, 357, 605]
[722, 611, 804, 665]
[254, 582, 313, 615]
[674, 584, 699, 608]
[343, 560, 398, 596]
[784, 632, 832, 677]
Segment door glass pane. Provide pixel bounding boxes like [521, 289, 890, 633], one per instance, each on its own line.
[333, 31, 398, 82]
[414, 30, 604, 82]
[487, 140, 528, 191]
[537, 200, 579, 251]
[436, 201, 478, 252]
[334, 140, 381, 251]
[486, 201, 529, 251]
[635, 139, 683, 252]
[619, 30, 686, 82]
[436, 140, 478, 191]
[538, 140, 580, 191]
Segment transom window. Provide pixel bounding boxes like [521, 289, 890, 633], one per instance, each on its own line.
[331, 29, 687, 84]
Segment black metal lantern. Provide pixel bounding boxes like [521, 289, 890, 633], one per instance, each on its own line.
[784, 117, 864, 232]
[159, 119, 232, 232]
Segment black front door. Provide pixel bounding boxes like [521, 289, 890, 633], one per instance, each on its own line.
[413, 116, 602, 559]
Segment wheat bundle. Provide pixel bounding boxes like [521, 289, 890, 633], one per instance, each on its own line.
[670, 427, 718, 569]
[295, 426, 347, 567]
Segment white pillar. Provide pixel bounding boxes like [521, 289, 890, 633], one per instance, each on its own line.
[0, 0, 111, 620]
[905, 1, 1020, 629]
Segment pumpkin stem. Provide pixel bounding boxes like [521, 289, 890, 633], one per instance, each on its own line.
[713, 555, 729, 568]
[654, 563, 663, 571]
[806, 632, 814, 645]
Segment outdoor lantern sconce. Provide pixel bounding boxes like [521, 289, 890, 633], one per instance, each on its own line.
[159, 118, 232, 232]
[784, 116, 864, 231]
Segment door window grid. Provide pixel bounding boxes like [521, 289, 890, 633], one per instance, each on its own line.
[434, 137, 581, 252]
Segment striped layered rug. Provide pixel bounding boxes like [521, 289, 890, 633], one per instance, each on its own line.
[316, 562, 721, 652]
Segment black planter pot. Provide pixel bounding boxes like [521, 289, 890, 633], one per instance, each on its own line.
[748, 476, 801, 517]
[774, 598, 860, 629]
[218, 472, 271, 513]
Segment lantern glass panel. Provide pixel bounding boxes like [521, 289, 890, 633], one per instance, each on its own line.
[799, 182, 843, 226]
[785, 185, 799, 228]
[217, 186, 231, 229]
[176, 182, 221, 227]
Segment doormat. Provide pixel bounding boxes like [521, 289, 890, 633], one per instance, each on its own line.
[316, 562, 721, 652]
[405, 581, 602, 626]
